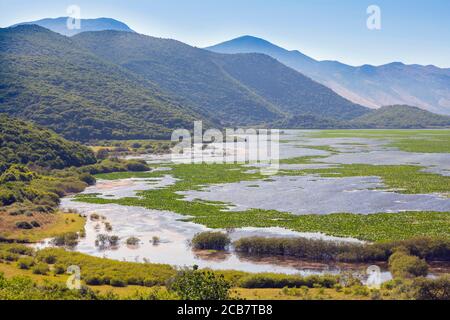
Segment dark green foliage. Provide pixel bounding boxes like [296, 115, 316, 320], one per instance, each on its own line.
[168, 268, 232, 300]
[15, 221, 33, 230]
[233, 237, 450, 262]
[350, 105, 450, 129]
[0, 25, 199, 141]
[237, 274, 339, 289]
[32, 262, 49, 275]
[17, 257, 34, 270]
[388, 250, 429, 279]
[0, 115, 96, 171]
[73, 30, 370, 127]
[191, 232, 231, 250]
[412, 276, 450, 300]
[0, 273, 105, 300]
[35, 248, 175, 287]
[51, 232, 79, 247]
[81, 159, 150, 175]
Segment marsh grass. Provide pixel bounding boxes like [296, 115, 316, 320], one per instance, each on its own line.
[310, 129, 450, 153]
[76, 162, 450, 242]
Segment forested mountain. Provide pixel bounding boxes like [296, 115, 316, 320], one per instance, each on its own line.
[1, 24, 448, 140]
[72, 30, 369, 126]
[207, 36, 450, 115]
[0, 25, 201, 140]
[0, 115, 96, 172]
[11, 17, 135, 36]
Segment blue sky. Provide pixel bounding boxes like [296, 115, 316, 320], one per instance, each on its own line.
[1, 0, 449, 67]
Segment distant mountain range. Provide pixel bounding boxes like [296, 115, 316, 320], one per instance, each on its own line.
[207, 36, 450, 115]
[1, 21, 449, 141]
[11, 17, 134, 36]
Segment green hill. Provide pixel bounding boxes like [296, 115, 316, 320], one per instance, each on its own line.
[351, 105, 450, 129]
[73, 31, 368, 126]
[0, 25, 201, 141]
[0, 115, 96, 172]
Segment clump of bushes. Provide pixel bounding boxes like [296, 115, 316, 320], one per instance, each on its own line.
[237, 273, 339, 289]
[191, 232, 231, 250]
[15, 221, 34, 230]
[412, 276, 450, 300]
[81, 159, 150, 175]
[95, 234, 119, 249]
[51, 232, 79, 247]
[126, 237, 140, 246]
[35, 248, 175, 287]
[167, 267, 232, 300]
[17, 257, 35, 270]
[233, 236, 450, 263]
[32, 263, 50, 275]
[389, 250, 429, 279]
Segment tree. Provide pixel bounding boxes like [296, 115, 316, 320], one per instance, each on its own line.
[167, 267, 232, 300]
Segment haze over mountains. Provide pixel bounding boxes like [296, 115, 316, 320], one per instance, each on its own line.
[1, 18, 449, 141]
[207, 36, 450, 115]
[11, 17, 134, 36]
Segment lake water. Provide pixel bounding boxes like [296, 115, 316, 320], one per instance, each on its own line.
[36, 131, 450, 280]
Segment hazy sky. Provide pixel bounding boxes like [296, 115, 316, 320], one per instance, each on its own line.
[1, 0, 449, 67]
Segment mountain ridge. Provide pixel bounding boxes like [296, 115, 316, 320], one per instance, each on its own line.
[10, 17, 135, 36]
[207, 36, 450, 115]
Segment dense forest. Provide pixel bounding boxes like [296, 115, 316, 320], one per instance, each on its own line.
[0, 115, 96, 173]
[0, 25, 200, 141]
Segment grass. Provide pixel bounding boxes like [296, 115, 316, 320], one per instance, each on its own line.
[75, 161, 450, 242]
[309, 129, 450, 153]
[0, 212, 85, 242]
[302, 164, 450, 194]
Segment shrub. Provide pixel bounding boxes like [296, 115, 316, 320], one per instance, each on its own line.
[32, 263, 49, 275]
[237, 273, 338, 289]
[79, 173, 96, 186]
[15, 221, 33, 229]
[167, 268, 232, 300]
[110, 278, 127, 287]
[30, 220, 41, 228]
[4, 244, 33, 256]
[191, 232, 231, 250]
[412, 276, 450, 300]
[389, 250, 429, 278]
[126, 237, 140, 246]
[125, 160, 149, 172]
[17, 257, 34, 270]
[51, 232, 79, 247]
[233, 237, 450, 263]
[53, 264, 66, 275]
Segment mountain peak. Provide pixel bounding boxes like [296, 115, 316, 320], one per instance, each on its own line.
[10, 17, 134, 36]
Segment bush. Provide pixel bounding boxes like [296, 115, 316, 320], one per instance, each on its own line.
[237, 273, 339, 289]
[126, 237, 140, 245]
[191, 232, 231, 250]
[17, 257, 35, 270]
[168, 268, 232, 300]
[110, 278, 127, 287]
[79, 173, 96, 186]
[124, 160, 150, 172]
[53, 264, 66, 275]
[233, 237, 450, 263]
[389, 250, 429, 279]
[412, 276, 450, 300]
[15, 221, 33, 229]
[51, 232, 79, 247]
[32, 263, 50, 275]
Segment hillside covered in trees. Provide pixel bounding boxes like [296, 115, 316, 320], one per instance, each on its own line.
[0, 115, 96, 173]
